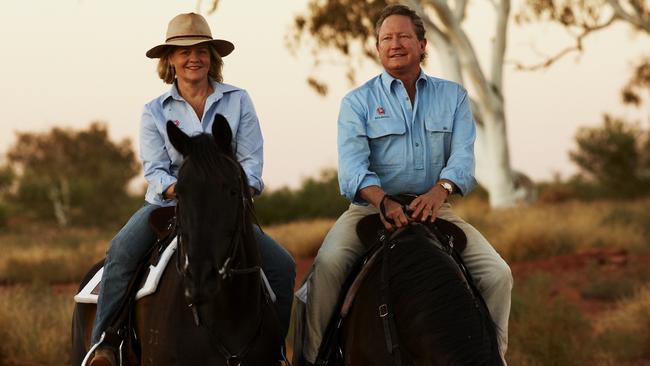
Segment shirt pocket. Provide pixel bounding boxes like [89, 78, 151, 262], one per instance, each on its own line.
[424, 113, 452, 166]
[366, 118, 406, 167]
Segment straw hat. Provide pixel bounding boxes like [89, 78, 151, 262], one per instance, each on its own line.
[146, 13, 234, 58]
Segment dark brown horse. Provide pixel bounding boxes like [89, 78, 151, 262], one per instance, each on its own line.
[72, 115, 283, 365]
[305, 205, 503, 366]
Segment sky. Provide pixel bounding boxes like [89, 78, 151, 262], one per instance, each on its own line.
[1, 0, 648, 191]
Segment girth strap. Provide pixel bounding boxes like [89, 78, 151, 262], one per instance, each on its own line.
[378, 230, 404, 366]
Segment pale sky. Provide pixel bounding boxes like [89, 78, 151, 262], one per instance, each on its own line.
[1, 0, 648, 191]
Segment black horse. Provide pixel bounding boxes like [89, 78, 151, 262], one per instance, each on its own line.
[71, 115, 283, 365]
[298, 202, 503, 366]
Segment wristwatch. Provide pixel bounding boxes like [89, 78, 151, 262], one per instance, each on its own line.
[438, 181, 453, 196]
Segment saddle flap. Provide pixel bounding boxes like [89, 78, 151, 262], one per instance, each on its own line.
[148, 206, 176, 240]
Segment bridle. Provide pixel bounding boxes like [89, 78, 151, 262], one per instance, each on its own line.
[173, 157, 265, 366]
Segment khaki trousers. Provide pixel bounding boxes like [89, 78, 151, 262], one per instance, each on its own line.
[304, 203, 513, 363]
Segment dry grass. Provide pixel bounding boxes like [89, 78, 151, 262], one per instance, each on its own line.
[0, 225, 108, 284]
[454, 198, 650, 262]
[265, 218, 334, 258]
[594, 285, 650, 362]
[0, 284, 74, 365]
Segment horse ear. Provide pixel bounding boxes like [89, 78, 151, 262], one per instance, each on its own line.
[167, 121, 191, 156]
[211, 114, 233, 155]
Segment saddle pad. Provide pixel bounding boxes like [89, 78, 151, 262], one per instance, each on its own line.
[73, 238, 178, 304]
[73, 237, 277, 304]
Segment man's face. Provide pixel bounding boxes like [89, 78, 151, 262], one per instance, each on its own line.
[376, 15, 426, 77]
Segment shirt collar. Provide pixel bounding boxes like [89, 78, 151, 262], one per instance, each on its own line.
[380, 69, 428, 92]
[160, 78, 238, 107]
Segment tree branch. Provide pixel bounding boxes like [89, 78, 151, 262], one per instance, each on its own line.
[607, 0, 650, 33]
[491, 0, 510, 98]
[429, 0, 492, 108]
[514, 14, 617, 71]
[454, 0, 468, 22]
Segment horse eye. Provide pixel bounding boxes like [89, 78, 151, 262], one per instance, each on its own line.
[229, 189, 239, 197]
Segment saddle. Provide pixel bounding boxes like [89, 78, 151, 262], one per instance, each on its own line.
[314, 195, 468, 365]
[76, 207, 178, 365]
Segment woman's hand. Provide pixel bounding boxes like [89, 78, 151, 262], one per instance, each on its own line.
[164, 183, 177, 200]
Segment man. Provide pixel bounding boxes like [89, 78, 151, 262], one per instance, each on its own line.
[302, 4, 513, 365]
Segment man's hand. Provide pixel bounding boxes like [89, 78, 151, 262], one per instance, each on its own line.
[359, 185, 409, 231]
[408, 184, 449, 222]
[380, 196, 410, 231]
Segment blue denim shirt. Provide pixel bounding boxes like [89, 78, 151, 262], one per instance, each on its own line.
[141, 79, 264, 206]
[338, 70, 477, 204]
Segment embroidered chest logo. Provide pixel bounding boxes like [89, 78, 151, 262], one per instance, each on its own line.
[374, 106, 390, 119]
[173, 120, 181, 126]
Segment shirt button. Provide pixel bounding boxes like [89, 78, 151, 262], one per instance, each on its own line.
[415, 142, 420, 147]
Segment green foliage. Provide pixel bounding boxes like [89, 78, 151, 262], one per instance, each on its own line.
[6, 122, 141, 226]
[254, 169, 349, 225]
[569, 115, 650, 198]
[0, 166, 15, 227]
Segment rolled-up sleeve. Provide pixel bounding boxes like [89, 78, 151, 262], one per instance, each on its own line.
[140, 108, 176, 200]
[439, 87, 477, 195]
[234, 90, 264, 193]
[338, 96, 381, 204]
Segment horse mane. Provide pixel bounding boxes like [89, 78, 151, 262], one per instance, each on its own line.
[387, 225, 501, 365]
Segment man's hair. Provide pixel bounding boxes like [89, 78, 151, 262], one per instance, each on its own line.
[156, 45, 224, 84]
[375, 4, 427, 61]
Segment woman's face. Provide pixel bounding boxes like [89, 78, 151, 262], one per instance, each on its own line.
[169, 45, 211, 83]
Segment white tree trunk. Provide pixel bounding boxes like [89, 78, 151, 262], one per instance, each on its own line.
[475, 111, 517, 207]
[415, 0, 526, 207]
[48, 176, 70, 227]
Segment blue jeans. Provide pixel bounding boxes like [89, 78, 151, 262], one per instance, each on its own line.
[91, 202, 296, 344]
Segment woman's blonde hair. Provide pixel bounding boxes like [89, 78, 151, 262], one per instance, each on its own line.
[156, 45, 224, 84]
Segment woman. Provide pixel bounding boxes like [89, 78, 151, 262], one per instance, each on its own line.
[89, 13, 295, 366]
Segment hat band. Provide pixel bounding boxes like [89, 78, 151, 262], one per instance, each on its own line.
[166, 35, 213, 42]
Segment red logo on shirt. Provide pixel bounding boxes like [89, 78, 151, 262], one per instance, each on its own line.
[376, 107, 385, 116]
[173, 120, 181, 126]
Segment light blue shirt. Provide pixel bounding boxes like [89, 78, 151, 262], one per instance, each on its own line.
[338, 70, 477, 204]
[141, 79, 264, 206]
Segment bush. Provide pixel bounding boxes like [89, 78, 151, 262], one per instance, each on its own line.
[7, 123, 140, 227]
[255, 169, 349, 225]
[570, 116, 650, 198]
